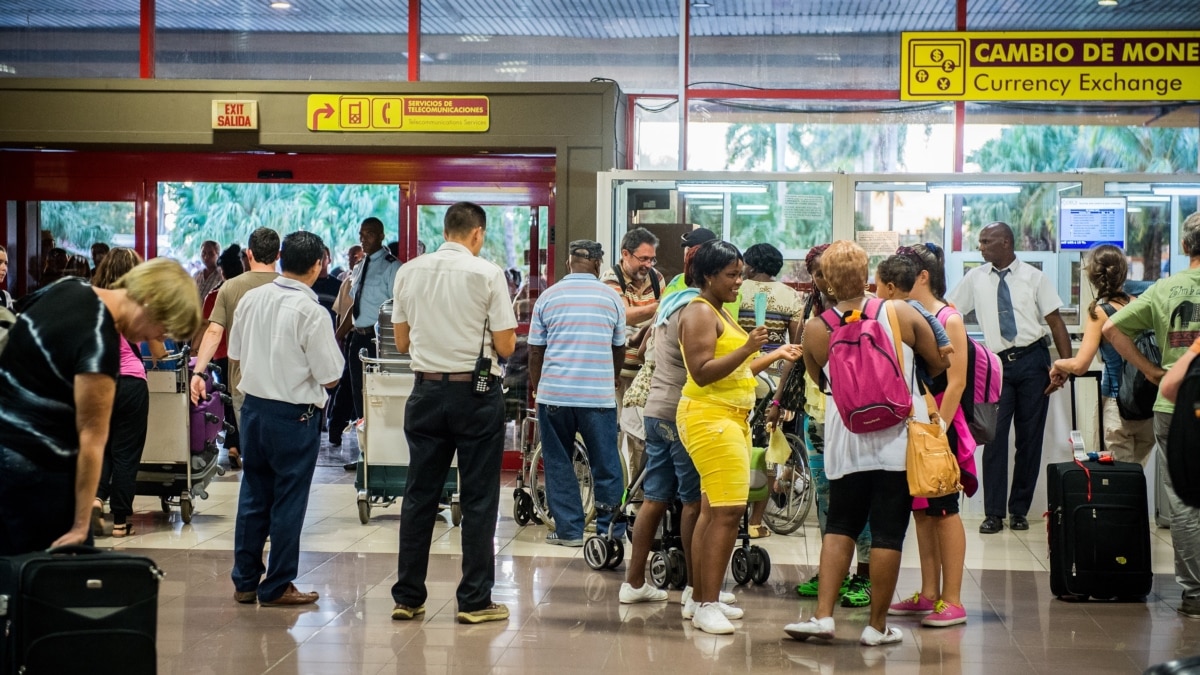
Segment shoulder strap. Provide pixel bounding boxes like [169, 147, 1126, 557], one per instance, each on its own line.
[819, 307, 840, 332]
[862, 296, 884, 320]
[612, 264, 628, 293]
[1100, 302, 1116, 318]
[883, 300, 909, 399]
[650, 269, 661, 299]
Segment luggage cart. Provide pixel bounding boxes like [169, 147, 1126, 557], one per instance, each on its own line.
[354, 350, 461, 525]
[135, 353, 225, 523]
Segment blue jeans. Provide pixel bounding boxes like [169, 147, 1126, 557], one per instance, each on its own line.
[232, 395, 321, 603]
[642, 416, 700, 504]
[538, 404, 624, 539]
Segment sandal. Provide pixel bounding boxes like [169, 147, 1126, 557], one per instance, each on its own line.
[748, 525, 772, 539]
[112, 523, 135, 538]
[91, 499, 105, 537]
[227, 447, 241, 469]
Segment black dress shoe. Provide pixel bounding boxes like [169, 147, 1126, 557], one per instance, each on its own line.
[1010, 515, 1029, 531]
[979, 515, 1004, 534]
[343, 461, 358, 472]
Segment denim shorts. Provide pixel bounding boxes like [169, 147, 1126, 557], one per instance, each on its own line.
[642, 416, 701, 504]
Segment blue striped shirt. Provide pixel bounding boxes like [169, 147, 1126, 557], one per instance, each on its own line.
[528, 273, 626, 407]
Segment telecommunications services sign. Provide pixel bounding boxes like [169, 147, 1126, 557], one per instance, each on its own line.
[901, 31, 1200, 101]
[306, 95, 490, 132]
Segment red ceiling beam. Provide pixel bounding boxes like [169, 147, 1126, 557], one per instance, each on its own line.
[688, 88, 900, 101]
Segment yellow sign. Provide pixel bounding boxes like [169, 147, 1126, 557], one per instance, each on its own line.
[306, 95, 490, 132]
[901, 31, 1200, 101]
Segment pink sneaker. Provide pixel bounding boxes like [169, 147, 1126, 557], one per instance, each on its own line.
[921, 601, 967, 627]
[888, 592, 936, 616]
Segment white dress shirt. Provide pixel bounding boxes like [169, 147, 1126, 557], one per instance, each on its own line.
[391, 242, 518, 375]
[947, 258, 1064, 353]
[229, 276, 345, 407]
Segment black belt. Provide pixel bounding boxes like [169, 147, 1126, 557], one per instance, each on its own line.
[352, 327, 375, 336]
[998, 336, 1050, 362]
[414, 371, 474, 383]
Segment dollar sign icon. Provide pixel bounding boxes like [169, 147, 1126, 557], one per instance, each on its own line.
[931, 48, 944, 62]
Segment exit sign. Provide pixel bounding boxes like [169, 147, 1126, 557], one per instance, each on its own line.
[211, 100, 258, 130]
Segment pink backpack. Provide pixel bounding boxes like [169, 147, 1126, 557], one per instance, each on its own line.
[936, 306, 1003, 442]
[820, 298, 912, 433]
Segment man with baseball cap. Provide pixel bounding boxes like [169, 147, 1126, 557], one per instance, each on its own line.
[664, 227, 739, 314]
[528, 239, 627, 546]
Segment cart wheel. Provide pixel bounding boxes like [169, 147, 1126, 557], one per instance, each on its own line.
[649, 550, 670, 589]
[749, 546, 771, 585]
[161, 498, 171, 514]
[731, 547, 751, 586]
[358, 499, 371, 525]
[604, 538, 624, 569]
[180, 497, 194, 524]
[667, 548, 689, 589]
[451, 503, 463, 527]
[583, 536, 608, 570]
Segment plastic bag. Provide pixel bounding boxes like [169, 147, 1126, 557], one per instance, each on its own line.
[765, 426, 790, 465]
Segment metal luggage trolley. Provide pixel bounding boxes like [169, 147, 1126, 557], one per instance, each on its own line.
[354, 302, 461, 525]
[135, 352, 226, 523]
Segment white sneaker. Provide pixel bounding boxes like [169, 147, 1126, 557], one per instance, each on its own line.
[620, 582, 668, 604]
[681, 586, 736, 606]
[783, 616, 835, 641]
[682, 598, 698, 620]
[860, 625, 903, 646]
[717, 602, 743, 620]
[691, 602, 735, 635]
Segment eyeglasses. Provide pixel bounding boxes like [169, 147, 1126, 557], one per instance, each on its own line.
[628, 253, 657, 265]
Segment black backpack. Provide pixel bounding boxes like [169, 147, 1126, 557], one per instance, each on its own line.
[1101, 303, 1161, 421]
[1167, 358, 1200, 508]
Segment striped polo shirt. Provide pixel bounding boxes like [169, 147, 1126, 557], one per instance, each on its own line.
[528, 273, 627, 407]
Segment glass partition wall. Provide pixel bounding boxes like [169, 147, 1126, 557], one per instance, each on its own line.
[600, 171, 1200, 331]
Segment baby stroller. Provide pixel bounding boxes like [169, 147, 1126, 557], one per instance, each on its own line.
[748, 372, 815, 536]
[584, 456, 688, 589]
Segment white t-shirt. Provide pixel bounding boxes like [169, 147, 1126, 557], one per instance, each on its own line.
[229, 277, 345, 407]
[821, 301, 928, 480]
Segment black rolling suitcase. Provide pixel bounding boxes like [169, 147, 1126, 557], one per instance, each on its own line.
[1047, 460, 1152, 601]
[0, 545, 161, 675]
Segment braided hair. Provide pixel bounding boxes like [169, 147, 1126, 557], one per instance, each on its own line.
[1084, 244, 1130, 320]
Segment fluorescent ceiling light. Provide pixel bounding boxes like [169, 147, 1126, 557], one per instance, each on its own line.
[929, 184, 1021, 195]
[856, 182, 926, 192]
[1098, 0, 1118, 5]
[1128, 207, 1143, 213]
[736, 204, 769, 213]
[681, 192, 722, 200]
[1126, 195, 1171, 203]
[698, 204, 724, 211]
[1152, 186, 1200, 196]
[269, 0, 291, 8]
[677, 183, 768, 194]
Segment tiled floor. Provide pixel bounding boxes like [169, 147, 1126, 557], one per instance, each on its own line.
[103, 441, 1200, 675]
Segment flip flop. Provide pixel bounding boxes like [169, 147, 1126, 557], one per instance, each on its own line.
[748, 525, 772, 539]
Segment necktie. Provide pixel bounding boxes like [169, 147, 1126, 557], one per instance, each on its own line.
[352, 254, 371, 320]
[995, 268, 1017, 342]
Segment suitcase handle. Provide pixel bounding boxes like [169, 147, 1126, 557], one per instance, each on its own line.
[44, 544, 103, 556]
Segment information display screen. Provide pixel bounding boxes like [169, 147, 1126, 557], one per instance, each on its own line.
[1059, 197, 1126, 251]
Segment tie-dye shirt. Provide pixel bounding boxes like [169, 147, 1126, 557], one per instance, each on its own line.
[0, 278, 119, 468]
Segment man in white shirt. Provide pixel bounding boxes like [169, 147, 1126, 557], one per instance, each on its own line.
[389, 202, 517, 625]
[228, 231, 344, 607]
[948, 221, 1071, 534]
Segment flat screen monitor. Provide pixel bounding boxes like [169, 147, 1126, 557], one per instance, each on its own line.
[1059, 196, 1127, 251]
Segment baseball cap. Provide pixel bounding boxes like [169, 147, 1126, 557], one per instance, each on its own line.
[568, 239, 604, 260]
[680, 227, 718, 248]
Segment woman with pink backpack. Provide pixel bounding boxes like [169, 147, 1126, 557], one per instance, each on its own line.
[783, 240, 945, 646]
